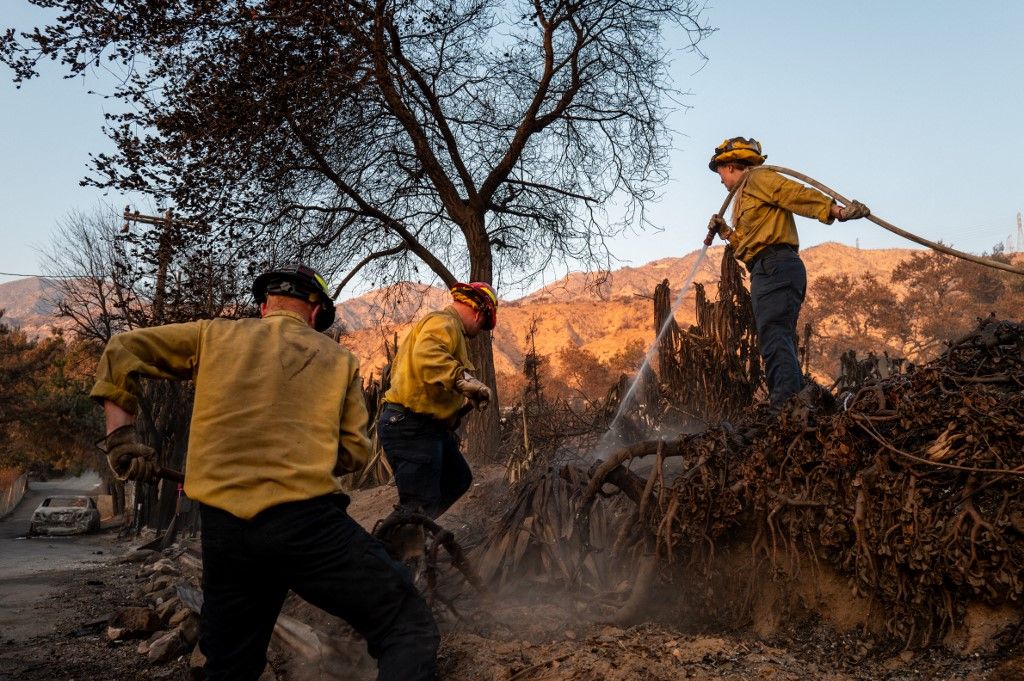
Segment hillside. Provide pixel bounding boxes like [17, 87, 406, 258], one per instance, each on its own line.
[336, 242, 922, 382]
[0, 277, 71, 337]
[0, 243, 925, 382]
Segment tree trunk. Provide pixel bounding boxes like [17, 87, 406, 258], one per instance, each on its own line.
[462, 330, 500, 463]
[458, 211, 500, 462]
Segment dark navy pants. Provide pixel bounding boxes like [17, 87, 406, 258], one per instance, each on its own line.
[748, 245, 807, 407]
[198, 495, 439, 681]
[378, 404, 473, 519]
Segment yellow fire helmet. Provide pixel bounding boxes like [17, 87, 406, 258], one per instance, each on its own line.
[708, 137, 767, 172]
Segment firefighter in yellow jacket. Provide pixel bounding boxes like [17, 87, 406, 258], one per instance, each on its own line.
[707, 138, 870, 407]
[379, 282, 497, 523]
[91, 264, 439, 681]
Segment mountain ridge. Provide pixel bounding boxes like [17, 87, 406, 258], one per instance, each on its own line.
[0, 243, 925, 381]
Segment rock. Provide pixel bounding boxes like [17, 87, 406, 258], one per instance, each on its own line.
[147, 630, 186, 664]
[148, 585, 178, 605]
[143, 574, 176, 594]
[176, 583, 204, 614]
[177, 613, 200, 647]
[169, 607, 193, 628]
[156, 596, 181, 624]
[189, 643, 208, 680]
[144, 558, 180, 577]
[107, 607, 162, 640]
[120, 549, 158, 564]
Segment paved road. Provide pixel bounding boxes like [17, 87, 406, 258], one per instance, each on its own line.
[0, 473, 123, 640]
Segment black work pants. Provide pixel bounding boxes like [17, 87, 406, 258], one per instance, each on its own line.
[198, 495, 439, 681]
[749, 245, 807, 407]
[378, 404, 473, 519]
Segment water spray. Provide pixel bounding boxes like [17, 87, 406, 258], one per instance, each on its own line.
[599, 183, 742, 448]
[605, 243, 710, 438]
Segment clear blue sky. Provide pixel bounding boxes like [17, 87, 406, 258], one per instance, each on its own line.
[2, 1, 1022, 291]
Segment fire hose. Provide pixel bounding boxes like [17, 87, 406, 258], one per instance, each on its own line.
[706, 164, 1024, 277]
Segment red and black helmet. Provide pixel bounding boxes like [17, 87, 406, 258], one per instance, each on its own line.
[252, 263, 336, 331]
[450, 281, 498, 331]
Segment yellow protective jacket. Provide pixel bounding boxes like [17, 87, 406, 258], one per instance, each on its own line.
[727, 167, 836, 265]
[91, 310, 372, 520]
[383, 306, 474, 421]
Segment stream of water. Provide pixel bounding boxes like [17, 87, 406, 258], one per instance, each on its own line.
[601, 244, 711, 445]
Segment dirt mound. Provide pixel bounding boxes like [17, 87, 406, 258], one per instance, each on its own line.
[476, 316, 1024, 649]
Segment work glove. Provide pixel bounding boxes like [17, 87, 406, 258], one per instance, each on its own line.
[704, 214, 732, 246]
[838, 200, 870, 222]
[96, 425, 159, 483]
[454, 371, 492, 411]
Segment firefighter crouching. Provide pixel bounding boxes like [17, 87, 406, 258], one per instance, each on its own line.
[92, 264, 439, 681]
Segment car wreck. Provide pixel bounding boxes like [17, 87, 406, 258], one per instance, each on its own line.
[28, 495, 101, 537]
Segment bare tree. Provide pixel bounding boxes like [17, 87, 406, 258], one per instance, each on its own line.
[4, 0, 715, 456]
[41, 206, 259, 525]
[42, 207, 143, 344]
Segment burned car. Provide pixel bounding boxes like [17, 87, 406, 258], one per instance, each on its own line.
[28, 495, 101, 536]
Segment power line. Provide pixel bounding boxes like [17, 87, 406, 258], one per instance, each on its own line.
[0, 271, 82, 279]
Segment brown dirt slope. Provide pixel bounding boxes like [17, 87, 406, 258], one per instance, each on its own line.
[336, 243, 921, 380]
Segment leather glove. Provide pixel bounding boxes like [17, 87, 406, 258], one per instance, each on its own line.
[838, 200, 870, 222]
[454, 371, 492, 411]
[704, 215, 732, 246]
[96, 425, 159, 483]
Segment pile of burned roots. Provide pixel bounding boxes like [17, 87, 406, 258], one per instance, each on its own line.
[477, 316, 1024, 645]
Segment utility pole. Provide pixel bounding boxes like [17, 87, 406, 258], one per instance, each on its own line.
[122, 207, 202, 323]
[120, 207, 204, 536]
[1017, 211, 1022, 253]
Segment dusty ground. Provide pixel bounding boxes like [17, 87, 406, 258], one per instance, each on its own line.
[3, 467, 1024, 680]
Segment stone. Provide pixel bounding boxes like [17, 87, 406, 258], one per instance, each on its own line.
[189, 644, 207, 680]
[147, 630, 186, 664]
[148, 585, 178, 605]
[107, 607, 162, 640]
[168, 607, 193, 628]
[120, 549, 158, 564]
[143, 574, 176, 594]
[156, 596, 181, 624]
[176, 613, 200, 647]
[145, 559, 179, 576]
